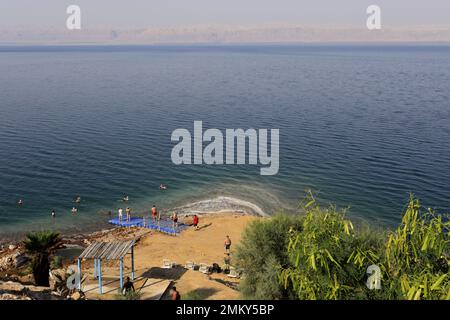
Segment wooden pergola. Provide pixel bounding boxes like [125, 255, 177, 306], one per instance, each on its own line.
[77, 240, 135, 294]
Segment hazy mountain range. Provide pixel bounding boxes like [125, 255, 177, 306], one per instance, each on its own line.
[1, 24, 450, 44]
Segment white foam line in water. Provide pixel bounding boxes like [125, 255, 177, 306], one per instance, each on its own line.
[171, 196, 269, 217]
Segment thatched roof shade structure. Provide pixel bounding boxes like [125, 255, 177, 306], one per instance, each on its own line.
[77, 240, 136, 294]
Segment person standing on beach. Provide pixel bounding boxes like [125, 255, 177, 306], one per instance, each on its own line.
[126, 207, 131, 221]
[122, 277, 135, 295]
[171, 212, 178, 229]
[118, 208, 123, 221]
[193, 214, 199, 230]
[224, 235, 231, 253]
[151, 205, 158, 222]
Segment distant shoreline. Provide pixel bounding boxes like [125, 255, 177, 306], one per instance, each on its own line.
[3, 24, 450, 45]
[2, 41, 450, 47]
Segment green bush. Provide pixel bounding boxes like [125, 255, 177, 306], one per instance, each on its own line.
[236, 191, 449, 300]
[115, 289, 142, 300]
[280, 192, 385, 299]
[382, 196, 450, 299]
[235, 214, 303, 299]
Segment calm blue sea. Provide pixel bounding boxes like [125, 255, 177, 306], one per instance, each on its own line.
[1, 44, 450, 238]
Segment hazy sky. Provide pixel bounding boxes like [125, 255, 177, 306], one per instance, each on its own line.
[1, 0, 449, 29]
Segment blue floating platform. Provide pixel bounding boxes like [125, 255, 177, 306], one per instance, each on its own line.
[108, 217, 188, 235]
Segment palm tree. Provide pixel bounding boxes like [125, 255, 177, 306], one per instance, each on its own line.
[23, 231, 61, 287]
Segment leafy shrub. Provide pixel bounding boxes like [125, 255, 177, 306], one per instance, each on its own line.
[382, 196, 450, 300]
[280, 192, 384, 299]
[237, 191, 449, 300]
[115, 289, 142, 300]
[235, 214, 303, 299]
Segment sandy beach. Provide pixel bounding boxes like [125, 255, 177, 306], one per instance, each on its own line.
[84, 212, 258, 300]
[0, 211, 260, 300]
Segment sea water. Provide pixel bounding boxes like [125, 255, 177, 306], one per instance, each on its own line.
[0, 44, 449, 238]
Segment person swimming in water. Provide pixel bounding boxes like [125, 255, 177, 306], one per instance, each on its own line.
[74, 196, 81, 204]
[123, 195, 129, 202]
[51, 209, 56, 218]
[159, 184, 167, 190]
[71, 207, 78, 214]
[17, 199, 24, 206]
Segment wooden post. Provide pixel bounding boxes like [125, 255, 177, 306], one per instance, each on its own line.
[98, 259, 102, 294]
[120, 258, 123, 289]
[77, 258, 81, 290]
[131, 245, 135, 281]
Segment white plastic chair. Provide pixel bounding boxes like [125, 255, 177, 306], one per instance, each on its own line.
[162, 259, 176, 269]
